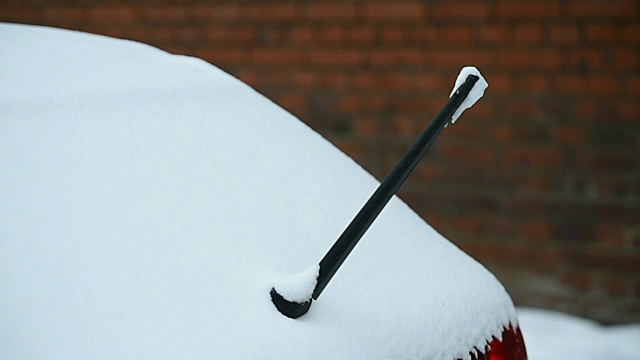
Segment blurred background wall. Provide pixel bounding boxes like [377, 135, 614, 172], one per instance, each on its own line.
[2, 0, 638, 324]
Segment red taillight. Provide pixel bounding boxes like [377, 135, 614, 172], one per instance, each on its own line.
[471, 325, 528, 360]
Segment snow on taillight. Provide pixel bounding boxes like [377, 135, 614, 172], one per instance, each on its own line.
[470, 325, 528, 360]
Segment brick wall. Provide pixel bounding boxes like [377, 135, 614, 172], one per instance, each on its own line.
[2, 1, 638, 324]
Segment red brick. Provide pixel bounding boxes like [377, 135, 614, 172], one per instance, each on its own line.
[555, 75, 587, 93]
[593, 176, 631, 199]
[0, 0, 28, 5]
[382, 73, 413, 90]
[479, 25, 509, 44]
[389, 115, 418, 135]
[291, 26, 315, 44]
[504, 148, 566, 167]
[350, 26, 376, 44]
[521, 219, 554, 241]
[633, 230, 640, 249]
[589, 76, 623, 96]
[501, 50, 562, 69]
[247, 4, 299, 20]
[627, 75, 640, 93]
[179, 27, 200, 44]
[430, 49, 494, 69]
[488, 73, 512, 93]
[521, 76, 551, 92]
[142, 6, 185, 22]
[579, 152, 637, 171]
[568, 50, 608, 70]
[615, 101, 639, 120]
[468, 101, 496, 118]
[128, 25, 150, 41]
[587, 25, 623, 42]
[444, 26, 474, 43]
[320, 25, 346, 43]
[414, 26, 439, 43]
[382, 25, 411, 42]
[306, 3, 358, 20]
[554, 126, 587, 145]
[550, 25, 581, 44]
[517, 175, 555, 193]
[613, 50, 639, 70]
[625, 24, 640, 44]
[43, 7, 87, 22]
[503, 100, 539, 117]
[99, 27, 130, 39]
[597, 204, 640, 223]
[439, 144, 497, 163]
[90, 6, 136, 22]
[450, 123, 488, 141]
[532, 248, 571, 265]
[489, 126, 513, 142]
[310, 49, 363, 66]
[574, 101, 604, 120]
[561, 273, 593, 292]
[369, 49, 424, 67]
[251, 48, 300, 65]
[454, 215, 483, 233]
[276, 92, 307, 110]
[480, 217, 516, 239]
[0, 7, 40, 22]
[497, 1, 561, 18]
[513, 25, 544, 43]
[595, 224, 631, 247]
[257, 72, 290, 88]
[413, 163, 446, 182]
[600, 277, 630, 296]
[291, 70, 319, 87]
[539, 50, 564, 69]
[338, 95, 361, 112]
[353, 73, 379, 88]
[396, 96, 430, 113]
[354, 117, 379, 135]
[332, 139, 365, 159]
[468, 243, 522, 263]
[269, 26, 295, 44]
[321, 73, 348, 88]
[568, 0, 638, 18]
[200, 49, 249, 65]
[188, 4, 240, 20]
[498, 50, 531, 68]
[236, 27, 258, 43]
[432, 2, 491, 19]
[365, 2, 425, 20]
[152, 27, 176, 44]
[206, 27, 227, 43]
[414, 73, 447, 91]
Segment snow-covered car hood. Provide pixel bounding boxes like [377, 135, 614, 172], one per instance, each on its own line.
[0, 23, 517, 359]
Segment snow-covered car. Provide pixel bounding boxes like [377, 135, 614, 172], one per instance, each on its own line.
[0, 23, 527, 359]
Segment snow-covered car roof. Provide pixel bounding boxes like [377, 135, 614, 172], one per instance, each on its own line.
[0, 23, 517, 359]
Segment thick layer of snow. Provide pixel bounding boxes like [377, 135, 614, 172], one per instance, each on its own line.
[0, 23, 517, 359]
[449, 66, 488, 123]
[518, 308, 640, 360]
[272, 265, 319, 303]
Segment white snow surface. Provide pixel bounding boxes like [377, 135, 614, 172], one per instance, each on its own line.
[449, 66, 488, 123]
[518, 307, 640, 360]
[0, 23, 517, 360]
